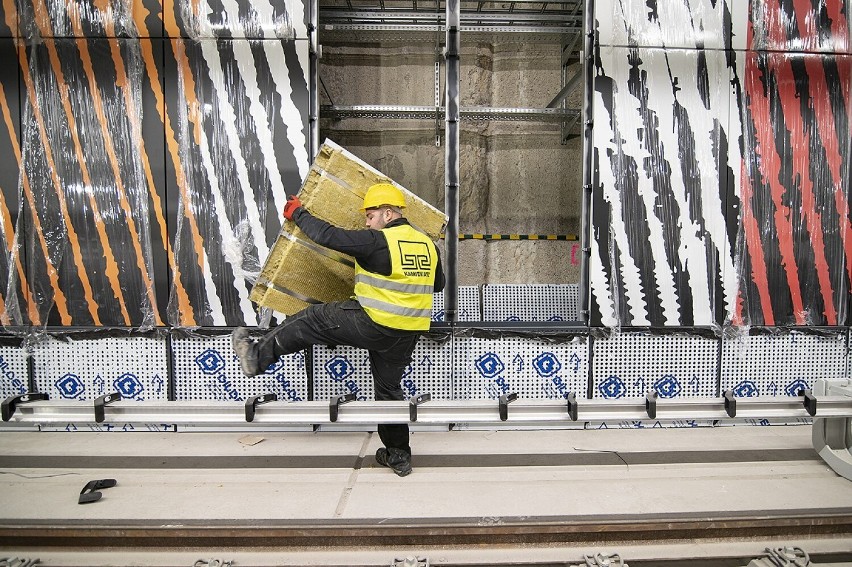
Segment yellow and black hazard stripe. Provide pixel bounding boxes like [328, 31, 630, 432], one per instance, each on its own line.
[444, 233, 579, 241]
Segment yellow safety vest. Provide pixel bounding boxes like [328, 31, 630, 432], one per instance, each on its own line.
[354, 224, 438, 331]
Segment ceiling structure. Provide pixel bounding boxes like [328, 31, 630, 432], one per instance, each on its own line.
[317, 0, 585, 127]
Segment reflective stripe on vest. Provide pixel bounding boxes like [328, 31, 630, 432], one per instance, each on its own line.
[354, 224, 437, 331]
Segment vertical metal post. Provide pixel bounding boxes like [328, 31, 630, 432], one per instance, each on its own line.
[444, 0, 460, 323]
[308, 0, 320, 159]
[578, 0, 594, 326]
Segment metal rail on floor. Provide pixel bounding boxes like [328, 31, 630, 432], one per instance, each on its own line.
[0, 391, 847, 426]
[4, 379, 852, 481]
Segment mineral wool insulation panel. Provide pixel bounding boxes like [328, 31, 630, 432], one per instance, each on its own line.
[313, 337, 453, 401]
[720, 332, 848, 398]
[33, 336, 169, 402]
[453, 336, 588, 400]
[482, 284, 579, 322]
[172, 334, 308, 402]
[0, 345, 28, 398]
[592, 333, 718, 399]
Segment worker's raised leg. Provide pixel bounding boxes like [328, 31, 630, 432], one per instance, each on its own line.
[232, 301, 360, 376]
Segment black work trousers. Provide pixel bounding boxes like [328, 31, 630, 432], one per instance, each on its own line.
[256, 300, 419, 455]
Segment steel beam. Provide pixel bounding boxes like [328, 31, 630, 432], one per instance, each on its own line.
[444, 0, 460, 323]
[321, 104, 579, 122]
[578, 0, 594, 324]
[320, 10, 583, 25]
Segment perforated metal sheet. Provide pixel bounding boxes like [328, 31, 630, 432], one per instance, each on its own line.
[172, 334, 308, 401]
[431, 286, 480, 322]
[592, 333, 718, 399]
[33, 336, 169, 402]
[720, 331, 847, 397]
[453, 336, 588, 400]
[312, 337, 453, 401]
[0, 346, 29, 398]
[482, 284, 578, 321]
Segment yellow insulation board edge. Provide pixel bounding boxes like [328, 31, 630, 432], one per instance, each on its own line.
[250, 140, 448, 315]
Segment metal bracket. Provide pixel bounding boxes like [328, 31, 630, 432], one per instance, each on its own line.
[800, 389, 817, 416]
[245, 393, 277, 422]
[409, 393, 432, 422]
[723, 390, 736, 418]
[79, 478, 117, 504]
[94, 393, 122, 423]
[566, 392, 578, 421]
[645, 391, 658, 419]
[329, 393, 357, 422]
[2, 393, 48, 422]
[499, 392, 518, 421]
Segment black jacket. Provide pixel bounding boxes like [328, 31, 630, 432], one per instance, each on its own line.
[292, 207, 446, 292]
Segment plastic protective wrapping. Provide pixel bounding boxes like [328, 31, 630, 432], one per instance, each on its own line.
[4, 0, 158, 329]
[178, 0, 294, 41]
[0, 0, 305, 330]
[734, 49, 851, 328]
[164, 0, 305, 327]
[591, 0, 851, 331]
[732, 2, 852, 328]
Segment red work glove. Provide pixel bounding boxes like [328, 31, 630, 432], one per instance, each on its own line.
[282, 195, 302, 221]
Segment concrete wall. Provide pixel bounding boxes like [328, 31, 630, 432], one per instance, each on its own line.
[319, 40, 584, 285]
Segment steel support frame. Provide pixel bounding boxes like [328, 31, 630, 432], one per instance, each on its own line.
[444, 0, 460, 324]
[309, 0, 320, 159]
[321, 104, 579, 121]
[578, 0, 594, 324]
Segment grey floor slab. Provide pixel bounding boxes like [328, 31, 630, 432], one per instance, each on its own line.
[0, 425, 850, 525]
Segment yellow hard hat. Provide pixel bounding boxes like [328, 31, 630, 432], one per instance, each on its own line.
[362, 183, 406, 211]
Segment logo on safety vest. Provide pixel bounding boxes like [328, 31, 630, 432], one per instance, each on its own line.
[398, 240, 432, 275]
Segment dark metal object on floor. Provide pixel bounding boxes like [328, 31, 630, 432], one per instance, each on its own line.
[78, 479, 116, 504]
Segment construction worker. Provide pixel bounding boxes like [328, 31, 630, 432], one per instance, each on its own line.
[232, 183, 444, 477]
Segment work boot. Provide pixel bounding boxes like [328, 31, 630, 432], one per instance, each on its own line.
[231, 327, 260, 376]
[375, 447, 412, 477]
